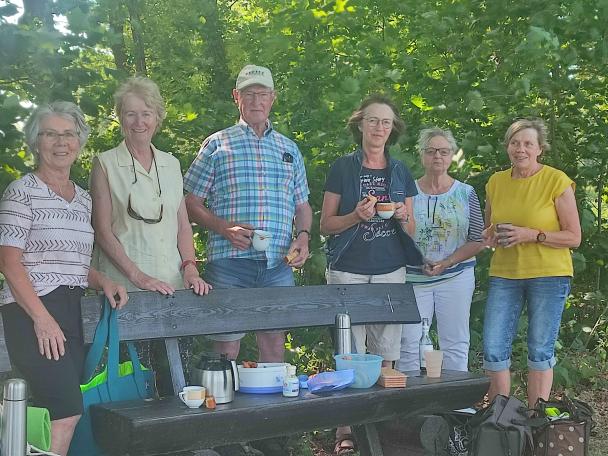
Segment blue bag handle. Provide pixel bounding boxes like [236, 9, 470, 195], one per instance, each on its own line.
[81, 298, 112, 383]
[106, 302, 149, 400]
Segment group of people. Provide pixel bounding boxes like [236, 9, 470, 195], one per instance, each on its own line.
[0, 63, 580, 455]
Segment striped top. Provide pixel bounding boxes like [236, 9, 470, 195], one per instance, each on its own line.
[184, 120, 309, 268]
[407, 179, 483, 283]
[0, 173, 94, 305]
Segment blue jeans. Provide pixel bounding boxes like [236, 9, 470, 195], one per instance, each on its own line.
[483, 276, 571, 372]
[204, 258, 294, 341]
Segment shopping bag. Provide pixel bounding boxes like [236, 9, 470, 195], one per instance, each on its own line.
[532, 395, 594, 456]
[68, 299, 155, 456]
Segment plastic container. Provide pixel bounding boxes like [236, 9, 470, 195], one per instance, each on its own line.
[334, 354, 383, 388]
[237, 363, 287, 394]
[306, 369, 355, 393]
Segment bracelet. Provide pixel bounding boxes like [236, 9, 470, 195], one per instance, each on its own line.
[296, 229, 311, 239]
[180, 259, 197, 272]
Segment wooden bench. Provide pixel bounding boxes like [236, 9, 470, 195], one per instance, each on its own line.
[0, 284, 490, 455]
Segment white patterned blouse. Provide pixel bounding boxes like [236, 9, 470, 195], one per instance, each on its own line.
[0, 173, 94, 305]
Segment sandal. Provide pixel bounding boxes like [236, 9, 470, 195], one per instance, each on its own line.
[334, 434, 356, 455]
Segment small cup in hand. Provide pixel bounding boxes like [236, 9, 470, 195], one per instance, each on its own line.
[252, 230, 271, 251]
[376, 202, 395, 219]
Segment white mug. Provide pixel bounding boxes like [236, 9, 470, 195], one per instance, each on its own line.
[252, 230, 271, 251]
[376, 202, 395, 220]
[179, 386, 205, 408]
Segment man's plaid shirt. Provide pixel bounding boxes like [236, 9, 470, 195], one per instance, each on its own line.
[184, 120, 309, 268]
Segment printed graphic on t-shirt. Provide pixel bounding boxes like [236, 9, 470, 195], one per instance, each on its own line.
[360, 172, 397, 241]
[333, 167, 405, 275]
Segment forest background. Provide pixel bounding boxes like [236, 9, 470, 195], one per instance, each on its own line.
[1, 0, 607, 401]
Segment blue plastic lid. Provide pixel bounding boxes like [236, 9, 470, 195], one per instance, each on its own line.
[307, 369, 355, 393]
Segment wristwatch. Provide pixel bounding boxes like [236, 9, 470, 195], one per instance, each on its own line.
[536, 230, 546, 243]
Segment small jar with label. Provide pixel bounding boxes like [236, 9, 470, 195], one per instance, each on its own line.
[283, 364, 300, 397]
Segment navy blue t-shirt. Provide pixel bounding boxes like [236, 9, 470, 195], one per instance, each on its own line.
[328, 167, 406, 274]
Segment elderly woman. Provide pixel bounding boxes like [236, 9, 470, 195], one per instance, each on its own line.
[320, 94, 419, 455]
[90, 77, 210, 296]
[0, 101, 128, 455]
[397, 128, 484, 373]
[482, 118, 581, 407]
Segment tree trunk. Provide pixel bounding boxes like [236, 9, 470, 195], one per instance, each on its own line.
[108, 15, 129, 73]
[126, 0, 147, 75]
[201, 0, 231, 98]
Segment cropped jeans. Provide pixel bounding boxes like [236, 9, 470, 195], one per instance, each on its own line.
[483, 276, 571, 372]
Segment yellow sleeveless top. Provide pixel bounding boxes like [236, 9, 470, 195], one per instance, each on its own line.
[486, 165, 575, 279]
[92, 141, 184, 291]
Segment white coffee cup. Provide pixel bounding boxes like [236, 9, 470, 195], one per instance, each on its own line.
[252, 230, 271, 251]
[179, 386, 205, 408]
[376, 202, 395, 219]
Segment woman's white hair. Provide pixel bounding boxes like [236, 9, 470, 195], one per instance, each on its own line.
[23, 101, 90, 157]
[416, 127, 458, 158]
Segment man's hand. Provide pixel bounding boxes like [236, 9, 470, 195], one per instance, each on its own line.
[286, 234, 310, 268]
[222, 222, 255, 250]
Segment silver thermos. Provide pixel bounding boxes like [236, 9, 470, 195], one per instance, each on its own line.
[1, 378, 28, 456]
[335, 313, 352, 355]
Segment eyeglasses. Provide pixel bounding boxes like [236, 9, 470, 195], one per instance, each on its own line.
[240, 90, 274, 102]
[424, 147, 452, 157]
[364, 117, 393, 129]
[38, 130, 79, 142]
[126, 149, 163, 224]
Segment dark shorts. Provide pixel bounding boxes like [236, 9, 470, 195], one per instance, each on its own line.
[2, 286, 85, 420]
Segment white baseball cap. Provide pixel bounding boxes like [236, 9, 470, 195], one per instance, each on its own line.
[235, 65, 274, 91]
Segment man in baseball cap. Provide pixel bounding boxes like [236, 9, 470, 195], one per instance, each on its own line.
[184, 64, 312, 362]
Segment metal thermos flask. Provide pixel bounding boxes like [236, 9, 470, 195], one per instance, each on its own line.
[1, 378, 28, 456]
[335, 313, 352, 355]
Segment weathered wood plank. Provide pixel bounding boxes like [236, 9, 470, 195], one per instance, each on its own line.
[165, 337, 186, 393]
[91, 371, 489, 456]
[80, 283, 419, 344]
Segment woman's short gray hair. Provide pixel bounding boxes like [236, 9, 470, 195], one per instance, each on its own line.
[114, 77, 166, 133]
[416, 127, 458, 158]
[504, 118, 551, 151]
[23, 101, 90, 156]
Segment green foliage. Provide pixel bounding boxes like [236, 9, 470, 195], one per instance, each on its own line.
[1, 0, 607, 386]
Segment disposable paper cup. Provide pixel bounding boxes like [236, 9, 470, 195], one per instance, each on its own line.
[424, 350, 443, 378]
[252, 230, 271, 251]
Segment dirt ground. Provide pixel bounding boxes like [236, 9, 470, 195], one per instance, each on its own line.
[579, 388, 608, 456]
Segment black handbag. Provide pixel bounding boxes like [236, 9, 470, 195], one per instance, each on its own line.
[468, 395, 534, 456]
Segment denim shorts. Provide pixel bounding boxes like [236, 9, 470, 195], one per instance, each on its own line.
[204, 258, 295, 341]
[483, 276, 571, 372]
